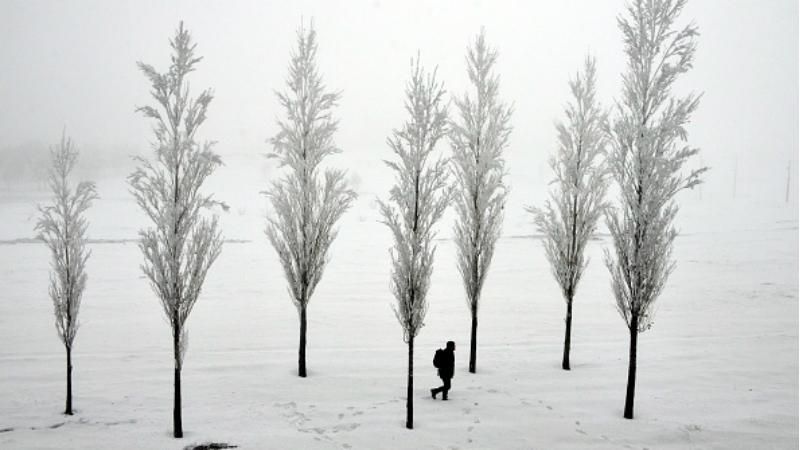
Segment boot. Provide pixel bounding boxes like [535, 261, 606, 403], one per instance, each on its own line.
[431, 388, 437, 399]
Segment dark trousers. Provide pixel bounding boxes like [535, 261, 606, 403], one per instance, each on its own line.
[432, 377, 452, 399]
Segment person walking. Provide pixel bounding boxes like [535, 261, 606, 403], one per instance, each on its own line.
[431, 341, 456, 400]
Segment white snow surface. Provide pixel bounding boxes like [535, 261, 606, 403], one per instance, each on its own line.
[0, 177, 797, 449]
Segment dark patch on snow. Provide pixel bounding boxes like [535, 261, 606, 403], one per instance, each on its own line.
[684, 424, 703, 432]
[184, 443, 238, 450]
[0, 427, 14, 433]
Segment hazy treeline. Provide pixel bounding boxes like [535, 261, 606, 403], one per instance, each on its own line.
[0, 142, 138, 187]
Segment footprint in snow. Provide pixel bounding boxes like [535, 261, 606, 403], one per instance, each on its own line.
[102, 419, 137, 427]
[303, 427, 325, 435]
[332, 423, 360, 433]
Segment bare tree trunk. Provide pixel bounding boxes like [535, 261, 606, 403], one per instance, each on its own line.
[173, 330, 183, 438]
[623, 315, 638, 419]
[65, 346, 73, 415]
[406, 336, 414, 429]
[469, 311, 477, 373]
[299, 305, 307, 378]
[562, 298, 573, 370]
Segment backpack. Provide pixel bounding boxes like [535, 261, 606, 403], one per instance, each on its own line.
[433, 349, 444, 368]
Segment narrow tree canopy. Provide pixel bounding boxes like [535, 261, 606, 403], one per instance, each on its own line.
[129, 21, 225, 366]
[380, 55, 450, 343]
[531, 56, 608, 303]
[36, 132, 98, 349]
[265, 22, 356, 311]
[605, 0, 708, 332]
[450, 30, 512, 311]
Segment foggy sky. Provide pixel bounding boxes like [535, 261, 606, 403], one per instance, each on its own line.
[1, 0, 797, 209]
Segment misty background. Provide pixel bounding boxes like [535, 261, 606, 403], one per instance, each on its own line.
[1, 0, 797, 241]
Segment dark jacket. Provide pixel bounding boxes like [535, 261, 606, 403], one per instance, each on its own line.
[438, 349, 455, 379]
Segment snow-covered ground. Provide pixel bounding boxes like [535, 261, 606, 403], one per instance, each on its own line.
[0, 180, 797, 449]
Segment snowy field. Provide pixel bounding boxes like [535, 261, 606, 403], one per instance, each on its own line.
[0, 182, 797, 449]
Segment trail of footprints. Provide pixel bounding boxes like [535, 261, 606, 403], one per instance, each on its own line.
[274, 400, 370, 448]
[0, 392, 696, 450]
[0, 417, 137, 435]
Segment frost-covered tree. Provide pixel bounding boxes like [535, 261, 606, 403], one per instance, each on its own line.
[379, 55, 449, 430]
[129, 22, 225, 438]
[36, 132, 98, 416]
[529, 57, 607, 371]
[450, 31, 512, 374]
[605, 0, 707, 419]
[265, 22, 356, 378]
